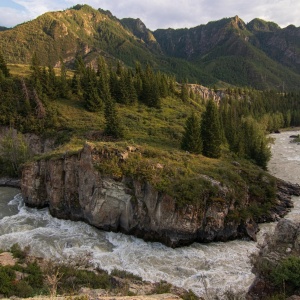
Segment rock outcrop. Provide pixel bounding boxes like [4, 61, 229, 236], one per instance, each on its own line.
[21, 143, 300, 247]
[247, 219, 300, 299]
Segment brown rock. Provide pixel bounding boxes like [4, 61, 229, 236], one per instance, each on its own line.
[0, 252, 16, 266]
[20, 143, 299, 247]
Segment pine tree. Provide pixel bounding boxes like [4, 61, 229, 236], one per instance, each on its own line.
[201, 99, 222, 158]
[0, 52, 10, 78]
[180, 81, 189, 102]
[140, 64, 161, 108]
[181, 113, 202, 154]
[104, 98, 124, 139]
[74, 56, 86, 76]
[30, 52, 42, 86]
[59, 58, 69, 98]
[126, 70, 138, 105]
[97, 56, 111, 103]
[82, 66, 103, 111]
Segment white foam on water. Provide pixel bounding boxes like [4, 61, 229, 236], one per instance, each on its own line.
[0, 130, 299, 298]
[0, 190, 257, 297]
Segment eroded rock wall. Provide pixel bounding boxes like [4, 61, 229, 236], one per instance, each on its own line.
[21, 143, 299, 247]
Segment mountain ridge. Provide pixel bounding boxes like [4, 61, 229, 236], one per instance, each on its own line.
[1, 4, 300, 90]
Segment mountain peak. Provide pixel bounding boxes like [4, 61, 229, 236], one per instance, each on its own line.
[247, 18, 280, 32]
[121, 17, 160, 50]
[230, 15, 246, 30]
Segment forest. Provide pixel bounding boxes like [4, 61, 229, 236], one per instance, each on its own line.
[0, 51, 300, 177]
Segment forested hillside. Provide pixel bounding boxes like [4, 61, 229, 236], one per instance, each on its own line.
[1, 5, 300, 89]
[0, 4, 299, 221]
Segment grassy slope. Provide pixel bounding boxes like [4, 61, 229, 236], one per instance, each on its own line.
[0, 5, 217, 86]
[30, 82, 276, 218]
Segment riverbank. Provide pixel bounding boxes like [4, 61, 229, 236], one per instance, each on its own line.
[21, 141, 300, 247]
[0, 247, 190, 300]
[0, 177, 20, 188]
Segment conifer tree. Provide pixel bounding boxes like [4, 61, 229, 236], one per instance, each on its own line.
[118, 69, 130, 104]
[126, 70, 138, 105]
[74, 56, 86, 76]
[140, 64, 161, 108]
[110, 71, 120, 101]
[71, 74, 83, 96]
[180, 81, 189, 102]
[30, 52, 42, 87]
[181, 113, 202, 154]
[201, 99, 222, 158]
[59, 59, 69, 98]
[97, 56, 111, 103]
[82, 66, 102, 111]
[0, 52, 10, 78]
[104, 98, 124, 139]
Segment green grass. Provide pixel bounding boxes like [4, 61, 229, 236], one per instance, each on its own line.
[8, 64, 74, 78]
[24, 87, 277, 218]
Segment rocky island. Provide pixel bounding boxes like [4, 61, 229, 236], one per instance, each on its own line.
[21, 142, 300, 247]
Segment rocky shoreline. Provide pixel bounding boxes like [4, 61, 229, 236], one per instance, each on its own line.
[20, 142, 300, 248]
[247, 219, 300, 299]
[0, 177, 20, 188]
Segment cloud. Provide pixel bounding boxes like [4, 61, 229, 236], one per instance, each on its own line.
[0, 0, 299, 29]
[0, 6, 29, 27]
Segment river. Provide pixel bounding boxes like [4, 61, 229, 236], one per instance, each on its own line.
[0, 130, 299, 298]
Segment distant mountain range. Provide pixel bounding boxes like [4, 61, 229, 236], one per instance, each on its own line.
[1, 4, 300, 90]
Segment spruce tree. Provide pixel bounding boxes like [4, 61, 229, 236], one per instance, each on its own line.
[97, 56, 111, 103]
[181, 113, 202, 154]
[82, 66, 103, 111]
[201, 99, 222, 158]
[104, 98, 124, 139]
[30, 52, 42, 86]
[59, 59, 69, 98]
[126, 70, 138, 105]
[180, 81, 189, 102]
[0, 52, 10, 78]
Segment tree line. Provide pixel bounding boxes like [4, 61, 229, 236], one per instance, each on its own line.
[181, 88, 300, 169]
[1, 51, 300, 172]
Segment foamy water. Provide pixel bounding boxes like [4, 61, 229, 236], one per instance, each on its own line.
[0, 131, 299, 298]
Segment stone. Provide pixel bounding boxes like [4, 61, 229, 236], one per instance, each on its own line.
[0, 252, 16, 266]
[118, 151, 129, 161]
[127, 146, 138, 152]
[21, 143, 300, 248]
[273, 219, 298, 244]
[247, 220, 300, 299]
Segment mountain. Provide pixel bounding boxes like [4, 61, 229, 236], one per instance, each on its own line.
[154, 16, 300, 90]
[1, 5, 300, 90]
[0, 4, 214, 85]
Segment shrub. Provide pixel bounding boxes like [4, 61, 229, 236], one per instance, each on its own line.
[0, 266, 15, 297]
[10, 243, 28, 261]
[58, 266, 111, 294]
[271, 256, 300, 288]
[111, 269, 142, 281]
[151, 281, 171, 294]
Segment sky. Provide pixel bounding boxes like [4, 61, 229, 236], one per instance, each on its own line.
[0, 0, 299, 30]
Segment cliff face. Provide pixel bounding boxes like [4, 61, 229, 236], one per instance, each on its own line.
[21, 143, 299, 247]
[247, 219, 300, 299]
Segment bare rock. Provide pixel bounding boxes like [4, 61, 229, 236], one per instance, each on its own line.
[20, 143, 299, 247]
[0, 252, 16, 266]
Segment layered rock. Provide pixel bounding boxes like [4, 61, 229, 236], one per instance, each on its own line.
[247, 219, 300, 299]
[21, 143, 300, 247]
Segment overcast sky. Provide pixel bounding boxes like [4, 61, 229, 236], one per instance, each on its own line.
[1, 0, 299, 30]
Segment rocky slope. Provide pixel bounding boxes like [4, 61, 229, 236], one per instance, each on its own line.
[21, 142, 300, 247]
[247, 219, 300, 299]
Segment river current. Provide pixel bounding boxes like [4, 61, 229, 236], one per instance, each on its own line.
[0, 131, 299, 298]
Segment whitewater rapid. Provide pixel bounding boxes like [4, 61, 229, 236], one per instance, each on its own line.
[0, 130, 299, 298]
